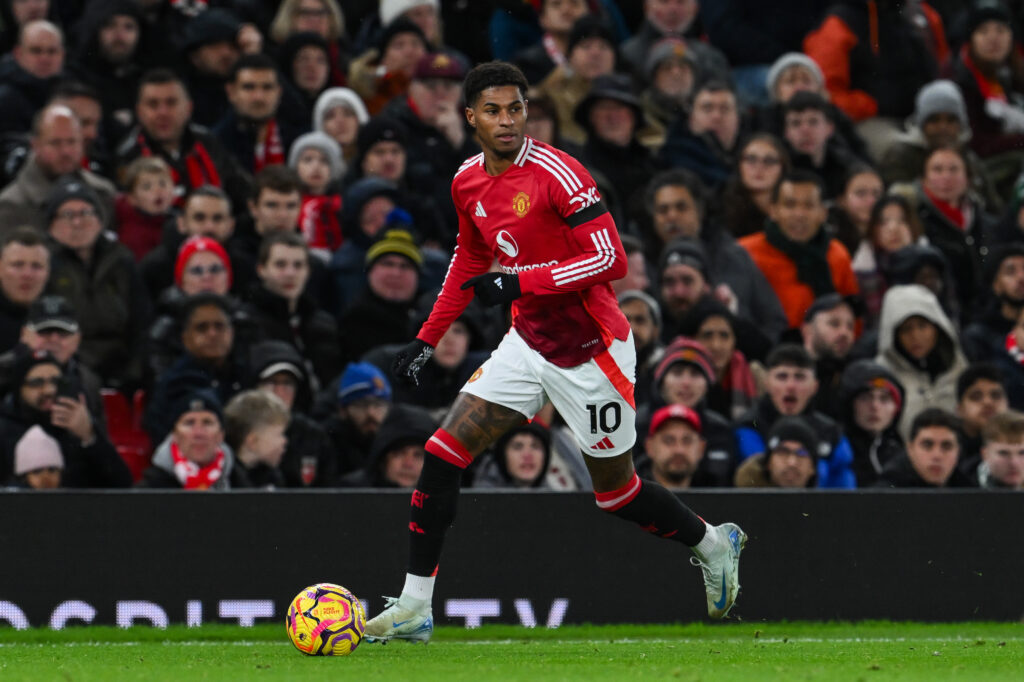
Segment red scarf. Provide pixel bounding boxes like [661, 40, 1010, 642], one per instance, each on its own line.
[923, 185, 966, 230]
[170, 441, 226, 490]
[719, 350, 758, 420]
[254, 119, 285, 173]
[299, 194, 343, 251]
[137, 133, 221, 198]
[962, 45, 1007, 102]
[542, 33, 566, 67]
[1006, 330, 1024, 365]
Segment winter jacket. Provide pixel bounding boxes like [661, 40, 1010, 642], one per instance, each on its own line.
[0, 289, 29, 354]
[338, 289, 416, 365]
[340, 403, 437, 488]
[578, 136, 661, 231]
[750, 100, 868, 161]
[0, 156, 117, 234]
[114, 194, 173, 262]
[144, 353, 246, 444]
[964, 306, 1024, 411]
[0, 56, 59, 135]
[620, 20, 730, 82]
[734, 453, 814, 488]
[45, 233, 152, 387]
[210, 111, 303, 176]
[946, 51, 1024, 159]
[836, 359, 907, 486]
[803, 0, 947, 121]
[700, 0, 830, 67]
[137, 435, 244, 489]
[875, 284, 968, 440]
[734, 394, 856, 488]
[658, 123, 734, 192]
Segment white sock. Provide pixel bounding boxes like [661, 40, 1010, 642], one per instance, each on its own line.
[398, 573, 435, 608]
[693, 522, 718, 558]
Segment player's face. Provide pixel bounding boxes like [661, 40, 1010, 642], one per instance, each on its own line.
[853, 387, 898, 435]
[767, 365, 817, 416]
[957, 379, 1008, 435]
[467, 86, 527, 159]
[767, 440, 816, 488]
[504, 432, 546, 485]
[659, 364, 707, 408]
[981, 440, 1024, 489]
[644, 420, 705, 487]
[907, 426, 959, 486]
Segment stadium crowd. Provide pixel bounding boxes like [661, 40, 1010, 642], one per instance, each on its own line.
[1, 0, 1024, 493]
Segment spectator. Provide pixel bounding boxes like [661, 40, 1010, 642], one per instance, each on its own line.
[348, 17, 428, 116]
[234, 166, 303, 264]
[783, 92, 862, 200]
[249, 339, 337, 487]
[138, 385, 244, 489]
[512, 0, 591, 84]
[212, 54, 303, 177]
[885, 244, 959, 322]
[0, 104, 116, 233]
[330, 178, 402, 312]
[180, 8, 242, 127]
[473, 422, 559, 489]
[836, 359, 906, 486]
[611, 235, 652, 296]
[879, 80, 1003, 210]
[0, 348, 130, 488]
[47, 81, 112, 181]
[534, 15, 617, 146]
[338, 228, 420, 363]
[734, 416, 821, 488]
[621, 0, 729, 86]
[909, 144, 997, 313]
[618, 290, 664, 412]
[655, 238, 713, 343]
[246, 230, 341, 387]
[876, 284, 968, 440]
[0, 0, 52, 55]
[288, 131, 345, 257]
[0, 20, 64, 135]
[269, 0, 349, 89]
[639, 38, 700, 147]
[638, 403, 730, 489]
[223, 389, 290, 489]
[801, 293, 858, 419]
[969, 409, 1024, 489]
[739, 171, 859, 332]
[716, 133, 789, 240]
[114, 156, 176, 262]
[955, 363, 1009, 460]
[659, 80, 741, 191]
[679, 296, 761, 421]
[827, 166, 884, 256]
[0, 227, 49, 352]
[946, 1, 1024, 160]
[10, 424, 62, 489]
[340, 402, 437, 488]
[322, 361, 393, 478]
[645, 170, 788, 344]
[43, 177, 150, 387]
[963, 244, 1024, 366]
[115, 69, 251, 212]
[875, 407, 972, 488]
[278, 31, 332, 124]
[313, 87, 369, 163]
[734, 343, 856, 488]
[349, 116, 409, 187]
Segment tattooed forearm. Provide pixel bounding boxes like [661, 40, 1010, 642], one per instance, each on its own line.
[441, 392, 526, 456]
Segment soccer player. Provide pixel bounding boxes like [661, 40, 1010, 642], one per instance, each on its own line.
[365, 62, 746, 643]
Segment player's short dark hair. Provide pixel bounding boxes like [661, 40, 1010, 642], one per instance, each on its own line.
[909, 407, 961, 443]
[463, 61, 528, 109]
[230, 53, 279, 83]
[1, 225, 47, 253]
[956, 363, 1006, 403]
[782, 91, 833, 121]
[644, 168, 707, 220]
[180, 293, 234, 328]
[257, 230, 309, 265]
[251, 165, 302, 201]
[50, 80, 100, 104]
[766, 343, 815, 371]
[771, 169, 825, 203]
[138, 68, 188, 102]
[184, 185, 232, 214]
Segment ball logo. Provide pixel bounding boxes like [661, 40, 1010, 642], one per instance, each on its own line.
[512, 191, 531, 218]
[496, 230, 519, 258]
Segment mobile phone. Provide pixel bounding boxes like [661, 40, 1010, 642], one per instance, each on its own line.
[55, 375, 80, 400]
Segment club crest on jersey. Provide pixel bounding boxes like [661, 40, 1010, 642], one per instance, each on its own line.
[496, 230, 519, 257]
[512, 191, 531, 218]
[468, 367, 483, 383]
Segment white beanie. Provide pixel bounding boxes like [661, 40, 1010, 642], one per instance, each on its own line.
[313, 87, 370, 132]
[380, 0, 439, 27]
[288, 131, 346, 180]
[914, 80, 968, 129]
[14, 425, 64, 475]
[766, 52, 825, 98]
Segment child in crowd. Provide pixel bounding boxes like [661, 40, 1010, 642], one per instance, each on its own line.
[11, 425, 64, 490]
[115, 157, 177, 262]
[288, 131, 346, 260]
[224, 390, 291, 489]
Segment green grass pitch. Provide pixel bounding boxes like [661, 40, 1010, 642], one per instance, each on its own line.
[1, 622, 1022, 681]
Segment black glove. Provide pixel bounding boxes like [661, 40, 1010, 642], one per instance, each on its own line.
[392, 339, 434, 387]
[460, 272, 522, 306]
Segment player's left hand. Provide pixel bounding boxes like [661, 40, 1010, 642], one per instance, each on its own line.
[461, 272, 521, 306]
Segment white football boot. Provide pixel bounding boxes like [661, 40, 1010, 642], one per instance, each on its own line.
[690, 522, 747, 619]
[364, 596, 434, 643]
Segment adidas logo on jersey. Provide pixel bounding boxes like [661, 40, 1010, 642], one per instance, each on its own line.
[475, 201, 487, 217]
[590, 436, 615, 451]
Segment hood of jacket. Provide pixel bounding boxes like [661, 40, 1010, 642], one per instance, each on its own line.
[877, 284, 964, 372]
[246, 339, 313, 410]
[837, 359, 906, 431]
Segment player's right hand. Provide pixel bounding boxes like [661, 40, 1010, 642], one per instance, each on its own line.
[392, 339, 434, 387]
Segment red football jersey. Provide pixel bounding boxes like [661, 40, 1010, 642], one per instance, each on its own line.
[417, 136, 630, 368]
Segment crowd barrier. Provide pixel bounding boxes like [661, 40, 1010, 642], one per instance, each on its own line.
[1, 490, 1021, 628]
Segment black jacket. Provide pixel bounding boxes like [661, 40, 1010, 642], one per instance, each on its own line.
[0, 288, 29, 354]
[836, 360, 906, 486]
[211, 110, 303, 176]
[340, 403, 437, 488]
[144, 352, 246, 443]
[0, 56, 59, 135]
[338, 289, 415, 364]
[874, 451, 974, 488]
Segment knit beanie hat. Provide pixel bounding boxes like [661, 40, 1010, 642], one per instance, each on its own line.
[313, 87, 370, 132]
[180, 7, 240, 52]
[379, 0, 439, 27]
[766, 416, 820, 462]
[617, 289, 662, 331]
[914, 80, 968, 129]
[659, 238, 710, 281]
[288, 131, 346, 180]
[654, 337, 716, 386]
[377, 16, 428, 53]
[566, 15, 615, 57]
[766, 53, 824, 98]
[45, 176, 103, 226]
[365, 228, 423, 268]
[644, 38, 697, 82]
[11, 348, 61, 392]
[14, 425, 64, 475]
[966, 0, 1013, 37]
[170, 385, 224, 429]
[174, 236, 233, 288]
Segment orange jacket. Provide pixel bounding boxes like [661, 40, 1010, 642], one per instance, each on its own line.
[738, 232, 859, 330]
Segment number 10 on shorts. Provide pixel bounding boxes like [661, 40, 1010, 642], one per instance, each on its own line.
[586, 402, 621, 434]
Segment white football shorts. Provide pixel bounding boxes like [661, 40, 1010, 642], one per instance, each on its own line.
[460, 327, 637, 458]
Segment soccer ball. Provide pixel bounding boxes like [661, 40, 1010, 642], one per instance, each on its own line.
[286, 583, 366, 656]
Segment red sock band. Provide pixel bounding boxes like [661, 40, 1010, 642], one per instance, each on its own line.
[594, 472, 642, 511]
[425, 428, 473, 469]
